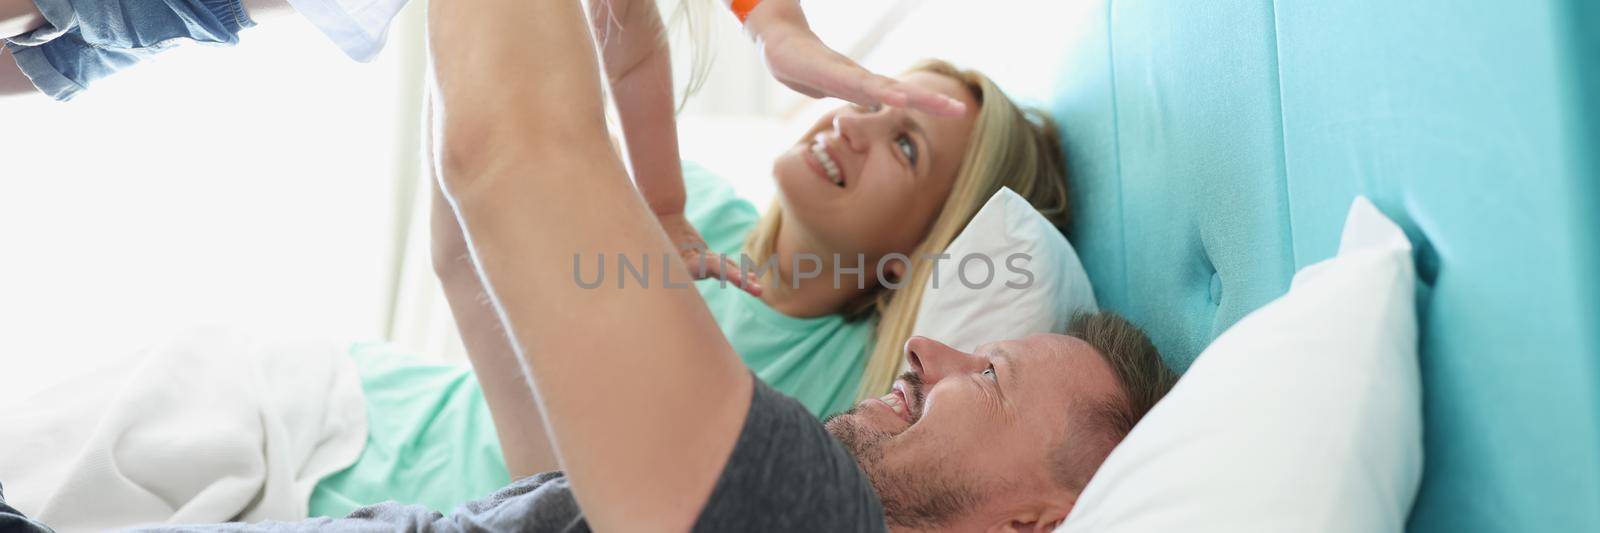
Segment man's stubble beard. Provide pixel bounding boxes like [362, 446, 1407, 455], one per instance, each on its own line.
[824, 389, 981, 529]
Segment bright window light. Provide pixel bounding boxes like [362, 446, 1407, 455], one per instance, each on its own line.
[0, 14, 417, 399]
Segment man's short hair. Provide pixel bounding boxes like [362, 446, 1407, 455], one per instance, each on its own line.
[1049, 311, 1178, 491]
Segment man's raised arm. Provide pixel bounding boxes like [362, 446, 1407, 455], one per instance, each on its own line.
[426, 0, 753, 531]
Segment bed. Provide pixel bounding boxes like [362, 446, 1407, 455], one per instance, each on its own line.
[842, 0, 1600, 531]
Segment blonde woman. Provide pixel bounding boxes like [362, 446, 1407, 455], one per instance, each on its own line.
[736, 59, 1070, 409]
[308, 57, 1073, 517]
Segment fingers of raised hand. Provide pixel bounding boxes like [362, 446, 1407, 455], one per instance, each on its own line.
[683, 250, 763, 297]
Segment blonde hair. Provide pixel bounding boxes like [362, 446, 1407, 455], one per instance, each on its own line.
[742, 59, 1072, 400]
[665, 0, 716, 110]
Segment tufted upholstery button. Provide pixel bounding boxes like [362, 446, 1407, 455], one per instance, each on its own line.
[1208, 272, 1223, 304]
[1414, 236, 1440, 287]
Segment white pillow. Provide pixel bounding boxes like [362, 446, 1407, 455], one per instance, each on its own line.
[911, 187, 1096, 354]
[1057, 197, 1423, 533]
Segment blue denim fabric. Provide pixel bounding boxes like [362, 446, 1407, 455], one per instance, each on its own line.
[4, 0, 253, 100]
[0, 482, 54, 533]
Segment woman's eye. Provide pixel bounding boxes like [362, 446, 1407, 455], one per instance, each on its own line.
[982, 366, 996, 380]
[897, 135, 919, 167]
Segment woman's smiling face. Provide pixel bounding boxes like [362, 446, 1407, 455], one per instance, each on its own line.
[770, 71, 979, 263]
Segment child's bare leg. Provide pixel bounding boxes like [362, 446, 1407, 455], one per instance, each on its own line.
[240, 0, 295, 22]
[0, 48, 38, 97]
[0, 0, 42, 40]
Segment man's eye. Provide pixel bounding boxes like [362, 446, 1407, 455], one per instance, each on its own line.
[982, 366, 996, 380]
[897, 135, 919, 167]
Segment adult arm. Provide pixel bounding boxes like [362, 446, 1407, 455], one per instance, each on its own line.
[591, 0, 758, 294]
[427, 1, 752, 531]
[427, 95, 560, 480]
[589, 0, 680, 220]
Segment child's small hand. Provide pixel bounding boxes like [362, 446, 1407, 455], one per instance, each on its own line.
[745, 0, 966, 117]
[657, 212, 763, 297]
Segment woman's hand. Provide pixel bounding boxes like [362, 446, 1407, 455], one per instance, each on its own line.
[744, 0, 966, 117]
[657, 212, 762, 297]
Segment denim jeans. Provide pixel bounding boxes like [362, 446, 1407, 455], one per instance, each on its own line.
[4, 0, 253, 100]
[0, 482, 52, 533]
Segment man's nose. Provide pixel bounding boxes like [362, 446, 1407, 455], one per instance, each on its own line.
[904, 336, 985, 385]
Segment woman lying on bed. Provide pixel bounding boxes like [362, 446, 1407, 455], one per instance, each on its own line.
[307, 57, 1074, 516]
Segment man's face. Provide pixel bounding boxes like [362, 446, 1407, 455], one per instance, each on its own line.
[824, 334, 1124, 531]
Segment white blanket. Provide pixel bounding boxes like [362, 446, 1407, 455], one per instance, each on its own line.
[0, 327, 368, 531]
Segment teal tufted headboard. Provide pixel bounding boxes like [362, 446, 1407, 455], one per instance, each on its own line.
[1047, 1, 1600, 531]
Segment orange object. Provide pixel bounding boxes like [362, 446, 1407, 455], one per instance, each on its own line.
[730, 0, 761, 23]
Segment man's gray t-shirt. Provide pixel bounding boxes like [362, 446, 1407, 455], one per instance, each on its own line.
[127, 378, 887, 532]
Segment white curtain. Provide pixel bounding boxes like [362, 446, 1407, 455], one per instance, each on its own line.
[0, 1, 428, 398]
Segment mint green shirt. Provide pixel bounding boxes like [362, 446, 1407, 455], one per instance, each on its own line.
[308, 163, 874, 517]
[682, 162, 875, 418]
